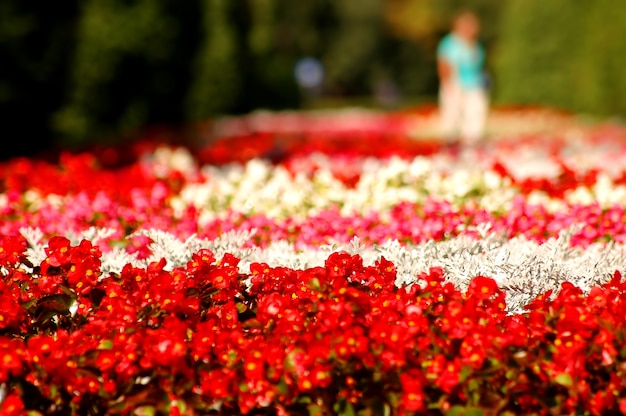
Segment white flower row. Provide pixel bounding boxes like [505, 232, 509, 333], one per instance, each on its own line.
[18, 225, 626, 315]
[170, 148, 626, 223]
[5, 142, 626, 220]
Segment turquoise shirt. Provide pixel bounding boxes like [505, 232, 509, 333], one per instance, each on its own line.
[437, 33, 485, 90]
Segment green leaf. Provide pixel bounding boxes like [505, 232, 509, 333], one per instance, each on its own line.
[98, 339, 114, 350]
[385, 392, 400, 410]
[307, 403, 324, 416]
[554, 373, 573, 388]
[334, 398, 356, 416]
[227, 350, 237, 366]
[284, 348, 303, 372]
[60, 284, 78, 299]
[37, 294, 75, 314]
[21, 298, 38, 311]
[133, 406, 156, 416]
[446, 406, 485, 416]
[235, 301, 247, 313]
[467, 378, 479, 392]
[276, 376, 289, 396]
[307, 278, 321, 291]
[242, 318, 263, 329]
[340, 402, 356, 416]
[446, 406, 465, 416]
[459, 366, 472, 382]
[464, 409, 485, 416]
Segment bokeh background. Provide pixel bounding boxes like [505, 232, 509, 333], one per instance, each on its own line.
[2, 0, 626, 158]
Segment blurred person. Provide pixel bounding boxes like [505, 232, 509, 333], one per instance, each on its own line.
[437, 11, 488, 146]
[295, 57, 325, 102]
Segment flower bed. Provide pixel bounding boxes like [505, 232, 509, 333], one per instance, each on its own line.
[2, 108, 626, 414]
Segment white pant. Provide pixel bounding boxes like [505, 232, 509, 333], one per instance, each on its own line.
[439, 84, 488, 144]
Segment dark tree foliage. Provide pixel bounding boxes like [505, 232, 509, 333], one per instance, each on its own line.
[0, 0, 624, 158]
[493, 0, 626, 116]
[0, 1, 80, 158]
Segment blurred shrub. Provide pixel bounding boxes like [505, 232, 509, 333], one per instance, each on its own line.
[53, 0, 180, 143]
[0, 1, 79, 156]
[494, 0, 626, 116]
[2, 0, 625, 156]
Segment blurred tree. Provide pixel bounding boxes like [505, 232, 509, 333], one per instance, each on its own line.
[493, 0, 583, 109]
[322, 0, 383, 95]
[3, 0, 626, 157]
[234, 0, 300, 111]
[53, 0, 182, 144]
[0, 1, 79, 158]
[384, 0, 502, 43]
[494, 0, 626, 116]
[269, 1, 335, 105]
[185, 0, 240, 121]
[573, 0, 626, 115]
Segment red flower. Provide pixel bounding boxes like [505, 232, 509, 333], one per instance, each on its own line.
[119, 263, 148, 293]
[256, 292, 287, 324]
[367, 256, 397, 291]
[0, 235, 27, 267]
[66, 258, 101, 295]
[555, 281, 584, 305]
[207, 253, 240, 293]
[467, 276, 499, 300]
[587, 286, 607, 309]
[187, 248, 216, 274]
[26, 334, 56, 366]
[96, 349, 117, 373]
[248, 262, 271, 294]
[95, 296, 138, 326]
[284, 347, 311, 384]
[141, 317, 190, 373]
[332, 326, 369, 360]
[112, 332, 142, 382]
[400, 370, 425, 412]
[66, 371, 101, 396]
[296, 363, 333, 392]
[325, 251, 363, 280]
[236, 381, 267, 414]
[0, 388, 24, 416]
[435, 358, 461, 394]
[460, 334, 487, 369]
[419, 266, 445, 291]
[26, 331, 76, 382]
[242, 349, 266, 380]
[190, 318, 218, 363]
[437, 299, 470, 338]
[205, 301, 241, 330]
[198, 368, 235, 399]
[553, 332, 586, 360]
[0, 281, 25, 330]
[43, 236, 72, 268]
[35, 272, 65, 296]
[0, 337, 25, 382]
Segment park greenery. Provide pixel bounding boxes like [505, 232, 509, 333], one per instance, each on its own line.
[1, 0, 625, 155]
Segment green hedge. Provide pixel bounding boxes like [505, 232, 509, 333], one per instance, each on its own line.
[493, 0, 626, 117]
[1, 1, 625, 155]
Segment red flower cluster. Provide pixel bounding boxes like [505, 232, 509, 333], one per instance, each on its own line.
[37, 236, 102, 296]
[2, 237, 626, 414]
